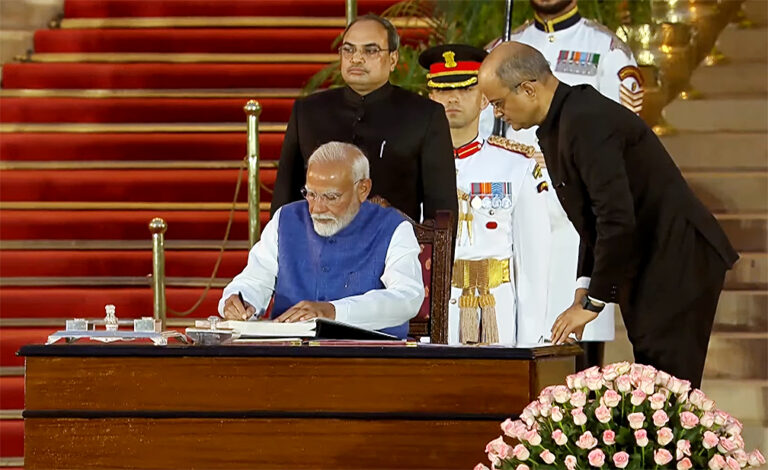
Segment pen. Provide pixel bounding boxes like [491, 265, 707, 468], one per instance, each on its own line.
[237, 292, 247, 320]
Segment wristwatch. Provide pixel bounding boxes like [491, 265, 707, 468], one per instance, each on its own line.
[580, 295, 605, 313]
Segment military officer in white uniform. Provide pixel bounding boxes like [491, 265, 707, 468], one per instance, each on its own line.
[420, 44, 551, 345]
[479, 0, 644, 366]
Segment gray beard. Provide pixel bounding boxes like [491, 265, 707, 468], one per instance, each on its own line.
[311, 206, 358, 237]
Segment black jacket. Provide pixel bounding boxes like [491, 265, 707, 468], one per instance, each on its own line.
[270, 83, 458, 224]
[537, 83, 738, 316]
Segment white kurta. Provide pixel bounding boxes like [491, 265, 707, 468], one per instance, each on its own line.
[477, 15, 641, 342]
[448, 137, 551, 346]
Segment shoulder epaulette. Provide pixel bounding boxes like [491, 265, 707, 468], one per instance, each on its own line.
[582, 18, 633, 59]
[487, 135, 536, 158]
[512, 19, 533, 35]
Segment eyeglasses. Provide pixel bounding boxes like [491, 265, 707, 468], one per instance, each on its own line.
[488, 79, 537, 112]
[339, 44, 390, 59]
[300, 179, 364, 205]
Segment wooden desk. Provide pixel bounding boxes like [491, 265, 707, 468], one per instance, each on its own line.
[20, 343, 579, 469]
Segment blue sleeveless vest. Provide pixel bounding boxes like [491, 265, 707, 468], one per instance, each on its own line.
[275, 201, 410, 338]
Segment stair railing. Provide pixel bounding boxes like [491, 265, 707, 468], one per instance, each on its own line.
[244, 100, 262, 248]
[346, 0, 357, 25]
[149, 217, 167, 329]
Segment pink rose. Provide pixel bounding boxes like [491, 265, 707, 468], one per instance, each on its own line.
[565, 455, 577, 470]
[677, 379, 691, 396]
[657, 427, 674, 446]
[709, 454, 726, 470]
[551, 406, 564, 422]
[552, 429, 568, 446]
[588, 449, 606, 467]
[602, 363, 619, 381]
[718, 437, 738, 454]
[655, 370, 671, 387]
[576, 431, 598, 450]
[703, 431, 720, 449]
[649, 392, 666, 410]
[602, 429, 616, 445]
[630, 389, 647, 406]
[639, 377, 655, 395]
[748, 450, 766, 466]
[732, 450, 748, 467]
[676, 439, 691, 460]
[652, 409, 669, 427]
[715, 411, 729, 426]
[616, 375, 632, 393]
[539, 404, 551, 418]
[689, 389, 707, 409]
[602, 389, 621, 408]
[584, 368, 604, 391]
[512, 443, 530, 461]
[485, 436, 512, 459]
[627, 412, 645, 429]
[668, 377, 686, 394]
[700, 411, 715, 428]
[500, 418, 523, 438]
[539, 450, 556, 465]
[570, 390, 587, 408]
[552, 385, 571, 404]
[677, 457, 693, 470]
[634, 429, 649, 447]
[567, 372, 586, 390]
[654, 449, 673, 466]
[725, 457, 740, 470]
[523, 429, 541, 446]
[572, 407, 587, 426]
[680, 411, 699, 429]
[516, 465, 530, 470]
[701, 397, 715, 411]
[595, 405, 612, 424]
[725, 417, 743, 437]
[474, 465, 490, 470]
[613, 451, 630, 469]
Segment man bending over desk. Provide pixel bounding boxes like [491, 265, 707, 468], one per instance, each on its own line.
[218, 141, 425, 339]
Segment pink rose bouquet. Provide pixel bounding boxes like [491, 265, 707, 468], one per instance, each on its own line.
[478, 363, 765, 469]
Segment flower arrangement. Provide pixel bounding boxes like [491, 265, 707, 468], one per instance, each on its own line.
[477, 363, 765, 470]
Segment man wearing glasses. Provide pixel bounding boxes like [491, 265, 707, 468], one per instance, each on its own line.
[419, 44, 551, 346]
[479, 43, 738, 387]
[271, 14, 457, 229]
[220, 142, 425, 339]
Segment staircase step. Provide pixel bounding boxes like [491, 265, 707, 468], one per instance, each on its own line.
[59, 16, 429, 29]
[0, 250, 248, 278]
[0, 160, 267, 170]
[1, 63, 327, 89]
[725, 253, 767, 289]
[0, 132, 284, 161]
[686, 171, 768, 213]
[663, 132, 768, 171]
[0, 169, 276, 203]
[664, 97, 768, 132]
[25, 52, 339, 63]
[0, 420, 23, 458]
[743, 0, 768, 26]
[714, 290, 767, 331]
[690, 62, 768, 95]
[0, 240, 251, 250]
[0, 88, 302, 98]
[0, 122, 285, 133]
[0, 97, 295, 123]
[704, 336, 768, 380]
[0, 377, 24, 410]
[0, 210, 265, 240]
[0, 30, 34, 64]
[716, 25, 768, 61]
[63, 0, 398, 19]
[33, 28, 428, 53]
[0, 0, 61, 30]
[701, 378, 768, 424]
[718, 214, 768, 251]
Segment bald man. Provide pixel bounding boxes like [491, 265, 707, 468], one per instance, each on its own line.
[478, 42, 738, 387]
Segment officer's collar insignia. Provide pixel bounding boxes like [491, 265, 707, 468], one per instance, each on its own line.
[534, 6, 581, 33]
[454, 139, 482, 159]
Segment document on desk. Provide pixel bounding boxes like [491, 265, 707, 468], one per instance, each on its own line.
[218, 318, 398, 341]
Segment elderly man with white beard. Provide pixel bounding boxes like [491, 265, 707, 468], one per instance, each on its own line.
[218, 141, 425, 339]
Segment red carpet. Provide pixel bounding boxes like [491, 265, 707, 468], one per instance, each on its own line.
[34, 28, 429, 54]
[0, 133, 284, 161]
[64, 0, 398, 18]
[0, 420, 23, 457]
[0, 97, 295, 123]
[0, 377, 24, 410]
[0, 210, 266, 240]
[0, 288, 224, 321]
[0, 250, 249, 278]
[2, 63, 326, 89]
[0, 169, 276, 202]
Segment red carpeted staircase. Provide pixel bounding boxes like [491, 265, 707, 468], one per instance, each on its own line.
[0, 1, 421, 465]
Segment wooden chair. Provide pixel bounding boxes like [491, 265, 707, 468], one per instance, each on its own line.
[408, 211, 454, 344]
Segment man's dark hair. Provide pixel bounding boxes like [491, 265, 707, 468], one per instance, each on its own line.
[496, 44, 552, 90]
[342, 13, 400, 51]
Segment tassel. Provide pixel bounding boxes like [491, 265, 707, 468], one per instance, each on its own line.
[479, 292, 499, 344]
[459, 290, 480, 344]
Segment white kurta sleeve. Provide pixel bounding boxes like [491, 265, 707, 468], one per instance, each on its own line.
[512, 161, 552, 344]
[330, 221, 425, 330]
[217, 208, 281, 318]
[597, 48, 643, 114]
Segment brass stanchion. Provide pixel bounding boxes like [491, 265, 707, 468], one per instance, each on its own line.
[149, 217, 167, 330]
[346, 0, 357, 26]
[244, 100, 262, 248]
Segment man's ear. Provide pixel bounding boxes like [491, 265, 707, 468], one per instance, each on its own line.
[357, 178, 372, 201]
[389, 50, 399, 72]
[520, 80, 537, 98]
[480, 93, 489, 109]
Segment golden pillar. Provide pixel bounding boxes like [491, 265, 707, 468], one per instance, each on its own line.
[346, 0, 357, 26]
[149, 217, 167, 330]
[244, 100, 262, 248]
